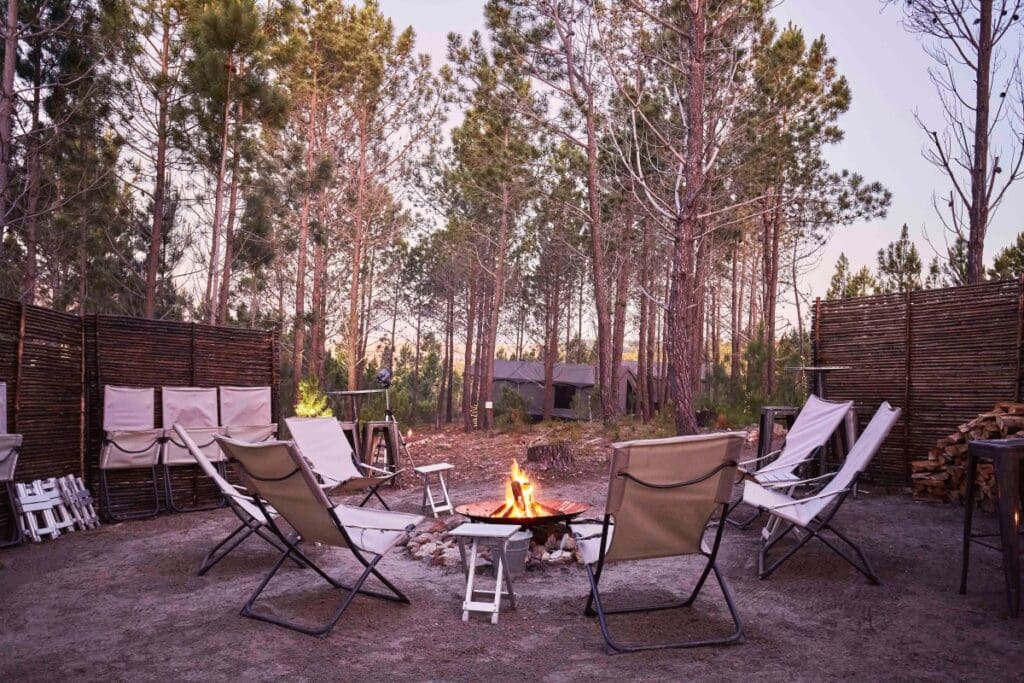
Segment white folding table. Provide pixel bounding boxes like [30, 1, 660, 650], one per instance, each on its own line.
[414, 462, 455, 517]
[449, 522, 520, 624]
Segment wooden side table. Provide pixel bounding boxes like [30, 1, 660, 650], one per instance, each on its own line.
[960, 437, 1024, 618]
[449, 522, 520, 624]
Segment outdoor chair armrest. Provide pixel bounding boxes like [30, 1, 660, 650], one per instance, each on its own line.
[763, 487, 848, 511]
[357, 462, 396, 476]
[755, 455, 817, 475]
[739, 449, 782, 467]
[762, 470, 837, 490]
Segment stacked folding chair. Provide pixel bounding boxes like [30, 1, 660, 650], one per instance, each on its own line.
[0, 381, 23, 546]
[161, 387, 225, 512]
[219, 386, 277, 442]
[99, 386, 162, 520]
[16, 479, 77, 541]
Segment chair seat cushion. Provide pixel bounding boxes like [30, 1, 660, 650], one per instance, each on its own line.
[741, 481, 815, 527]
[332, 504, 424, 555]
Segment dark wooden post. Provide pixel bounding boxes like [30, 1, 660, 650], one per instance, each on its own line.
[12, 302, 24, 432]
[903, 290, 913, 481]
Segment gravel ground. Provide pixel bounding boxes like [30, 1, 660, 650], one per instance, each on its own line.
[2, 462, 1024, 681]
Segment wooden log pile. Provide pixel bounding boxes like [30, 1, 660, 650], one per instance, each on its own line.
[911, 402, 1024, 505]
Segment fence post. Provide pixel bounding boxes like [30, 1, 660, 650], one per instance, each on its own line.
[12, 302, 25, 433]
[1016, 274, 1023, 402]
[903, 290, 913, 481]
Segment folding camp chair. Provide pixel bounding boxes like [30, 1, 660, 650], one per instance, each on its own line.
[570, 432, 747, 654]
[0, 382, 23, 547]
[99, 386, 163, 521]
[742, 402, 901, 583]
[161, 387, 226, 512]
[286, 417, 400, 509]
[727, 395, 855, 528]
[219, 386, 277, 443]
[216, 435, 423, 637]
[172, 425, 298, 575]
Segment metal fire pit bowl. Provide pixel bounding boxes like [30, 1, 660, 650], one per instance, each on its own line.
[455, 499, 590, 526]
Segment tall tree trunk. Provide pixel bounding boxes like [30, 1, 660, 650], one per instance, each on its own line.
[292, 85, 317, 397]
[967, 0, 993, 284]
[346, 109, 369, 390]
[0, 0, 17, 234]
[446, 292, 455, 422]
[761, 191, 782, 397]
[20, 37, 43, 305]
[144, 15, 172, 319]
[461, 280, 477, 431]
[610, 218, 633, 413]
[730, 249, 742, 399]
[478, 178, 512, 430]
[666, 0, 706, 435]
[217, 99, 244, 324]
[205, 56, 234, 324]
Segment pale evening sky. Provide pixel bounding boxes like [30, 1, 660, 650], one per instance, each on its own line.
[377, 0, 1024, 316]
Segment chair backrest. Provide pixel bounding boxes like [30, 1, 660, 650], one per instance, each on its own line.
[802, 402, 901, 520]
[219, 386, 272, 427]
[603, 432, 746, 562]
[162, 387, 218, 428]
[285, 417, 360, 483]
[769, 394, 854, 470]
[0, 433, 21, 481]
[174, 425, 268, 521]
[103, 386, 155, 431]
[0, 381, 7, 434]
[217, 435, 348, 547]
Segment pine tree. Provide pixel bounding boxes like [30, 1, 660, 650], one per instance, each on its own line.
[989, 231, 1024, 280]
[877, 224, 924, 294]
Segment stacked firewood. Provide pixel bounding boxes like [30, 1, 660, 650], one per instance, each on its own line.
[911, 402, 1024, 505]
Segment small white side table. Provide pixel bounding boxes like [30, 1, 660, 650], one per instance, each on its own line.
[414, 463, 455, 517]
[448, 522, 520, 624]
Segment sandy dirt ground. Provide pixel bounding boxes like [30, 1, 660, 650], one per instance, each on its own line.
[2, 427, 1023, 681]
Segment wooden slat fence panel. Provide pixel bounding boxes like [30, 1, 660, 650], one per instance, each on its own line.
[813, 279, 1023, 486]
[0, 300, 278, 537]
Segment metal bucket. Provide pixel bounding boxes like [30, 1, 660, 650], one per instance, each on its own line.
[496, 530, 532, 577]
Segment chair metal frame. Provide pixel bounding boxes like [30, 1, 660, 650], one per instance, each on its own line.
[162, 430, 226, 514]
[1, 478, 23, 547]
[754, 473, 879, 584]
[99, 435, 162, 522]
[576, 462, 744, 654]
[229, 451, 416, 637]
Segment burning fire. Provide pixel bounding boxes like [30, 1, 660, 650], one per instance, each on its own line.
[494, 460, 546, 518]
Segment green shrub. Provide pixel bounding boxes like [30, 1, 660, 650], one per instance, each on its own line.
[294, 377, 333, 417]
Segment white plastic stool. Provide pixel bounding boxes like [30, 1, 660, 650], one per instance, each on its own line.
[414, 462, 454, 517]
[449, 522, 519, 624]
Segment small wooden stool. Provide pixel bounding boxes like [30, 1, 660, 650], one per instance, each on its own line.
[449, 522, 520, 624]
[414, 463, 454, 517]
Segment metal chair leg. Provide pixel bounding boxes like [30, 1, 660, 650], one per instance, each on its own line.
[101, 467, 160, 522]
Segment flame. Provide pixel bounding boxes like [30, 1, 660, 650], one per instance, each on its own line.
[495, 460, 546, 518]
[407, 428, 413, 439]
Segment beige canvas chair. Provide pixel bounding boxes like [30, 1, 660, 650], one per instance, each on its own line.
[285, 417, 399, 509]
[0, 382, 23, 546]
[173, 425, 297, 575]
[727, 395, 855, 528]
[161, 387, 226, 512]
[569, 432, 746, 653]
[216, 435, 423, 637]
[219, 386, 277, 442]
[742, 402, 901, 583]
[99, 386, 163, 520]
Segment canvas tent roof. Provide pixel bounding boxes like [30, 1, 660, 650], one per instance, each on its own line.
[488, 360, 596, 387]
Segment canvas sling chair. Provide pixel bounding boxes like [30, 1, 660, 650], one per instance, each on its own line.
[569, 432, 747, 654]
[219, 386, 277, 443]
[173, 425, 300, 576]
[161, 387, 226, 513]
[99, 386, 163, 520]
[742, 402, 901, 583]
[726, 395, 855, 529]
[216, 435, 423, 637]
[0, 382, 23, 546]
[285, 416, 400, 509]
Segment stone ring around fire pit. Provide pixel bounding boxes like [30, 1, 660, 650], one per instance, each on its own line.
[454, 499, 590, 527]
